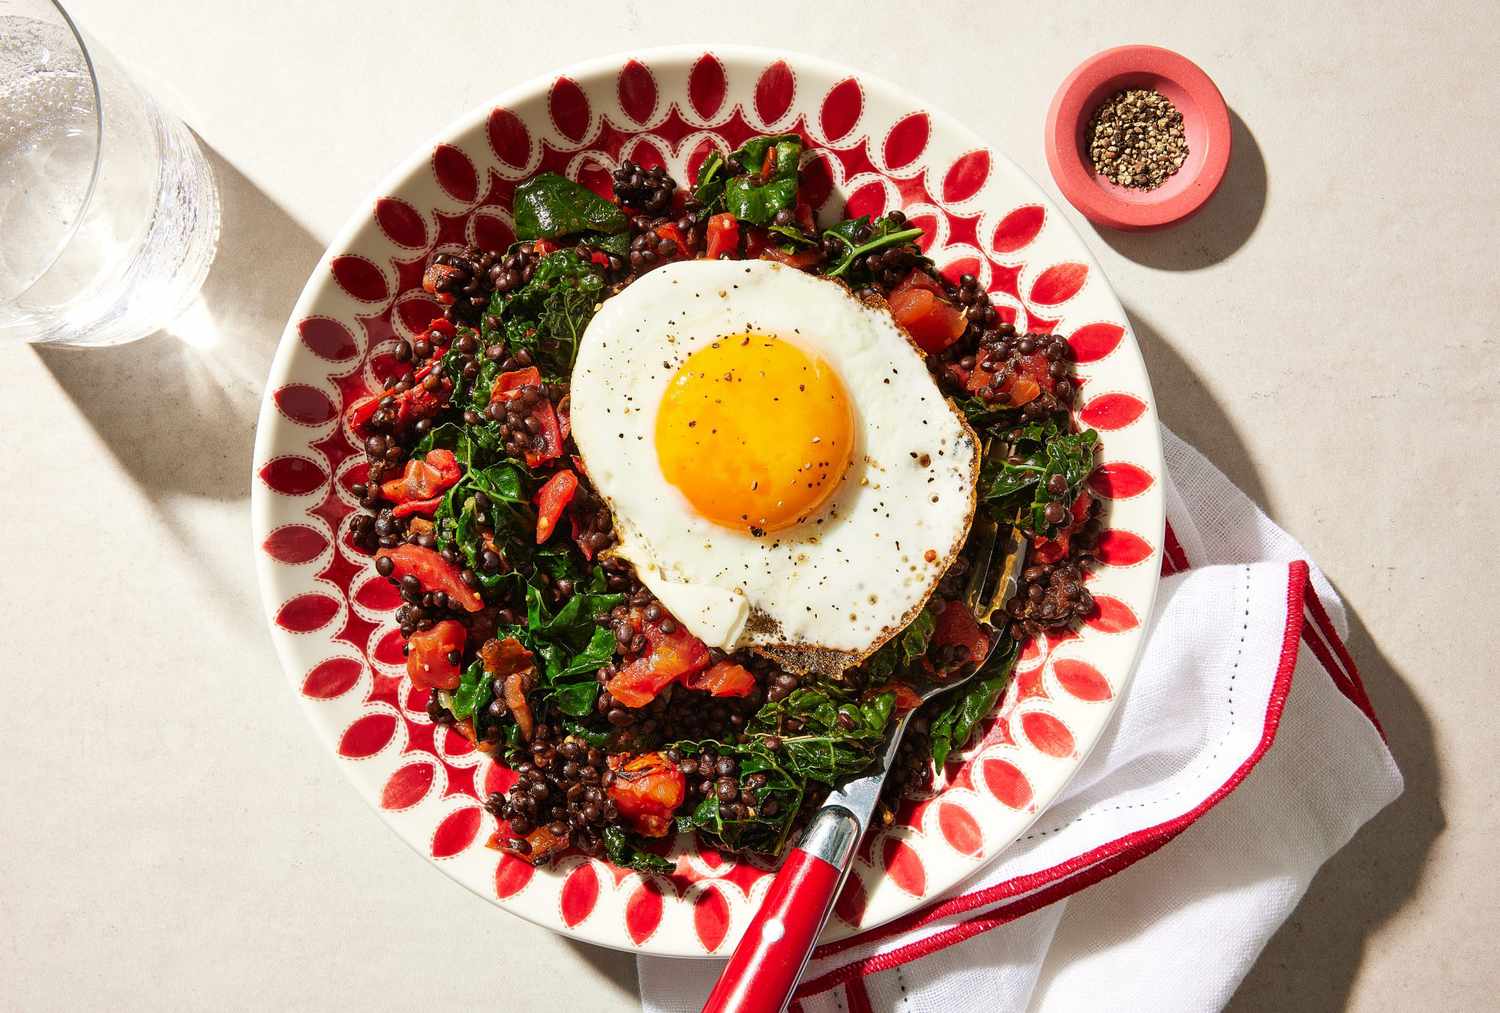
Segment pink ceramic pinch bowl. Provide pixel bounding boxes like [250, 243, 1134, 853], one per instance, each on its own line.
[1045, 45, 1231, 230]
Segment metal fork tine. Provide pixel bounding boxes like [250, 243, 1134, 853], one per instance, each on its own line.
[976, 524, 1028, 627]
[963, 514, 998, 614]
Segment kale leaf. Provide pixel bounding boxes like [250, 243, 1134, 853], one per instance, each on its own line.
[928, 640, 1017, 768]
[513, 173, 628, 240]
[603, 827, 676, 874]
[692, 151, 728, 213]
[820, 213, 925, 279]
[981, 422, 1099, 532]
[483, 250, 605, 377]
[449, 659, 492, 722]
[722, 134, 802, 225]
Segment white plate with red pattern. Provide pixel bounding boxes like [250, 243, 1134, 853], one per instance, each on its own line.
[251, 46, 1165, 956]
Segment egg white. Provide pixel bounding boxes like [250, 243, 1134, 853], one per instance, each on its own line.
[570, 260, 978, 675]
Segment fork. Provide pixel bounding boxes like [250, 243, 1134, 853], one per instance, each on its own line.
[701, 516, 1026, 1013]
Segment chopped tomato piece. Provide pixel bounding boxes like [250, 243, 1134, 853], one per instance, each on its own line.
[868, 682, 925, 713]
[742, 227, 771, 259]
[588, 250, 612, 269]
[491, 366, 542, 403]
[704, 212, 739, 260]
[380, 449, 462, 518]
[523, 401, 564, 468]
[607, 753, 687, 837]
[480, 636, 537, 740]
[654, 222, 690, 258]
[760, 245, 823, 269]
[889, 282, 967, 354]
[932, 599, 991, 667]
[534, 469, 578, 543]
[1030, 535, 1068, 565]
[406, 619, 465, 691]
[682, 660, 757, 698]
[533, 239, 560, 255]
[604, 623, 711, 708]
[375, 543, 484, 612]
[604, 660, 679, 709]
[493, 823, 569, 863]
[794, 200, 816, 233]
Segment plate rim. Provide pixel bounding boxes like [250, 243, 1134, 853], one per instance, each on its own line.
[250, 42, 1166, 956]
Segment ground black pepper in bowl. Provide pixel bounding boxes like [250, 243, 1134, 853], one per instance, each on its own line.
[1087, 88, 1188, 190]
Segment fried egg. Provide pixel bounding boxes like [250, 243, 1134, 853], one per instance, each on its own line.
[570, 260, 978, 675]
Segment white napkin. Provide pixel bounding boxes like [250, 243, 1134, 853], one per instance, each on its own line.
[638, 429, 1403, 1012]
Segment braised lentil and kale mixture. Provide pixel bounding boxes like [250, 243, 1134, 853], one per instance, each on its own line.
[346, 134, 1103, 870]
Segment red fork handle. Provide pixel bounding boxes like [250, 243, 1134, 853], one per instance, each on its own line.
[702, 807, 860, 1013]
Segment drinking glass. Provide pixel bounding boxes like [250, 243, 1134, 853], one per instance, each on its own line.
[0, 0, 219, 347]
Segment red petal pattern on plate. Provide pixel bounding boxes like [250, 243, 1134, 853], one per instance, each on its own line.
[992, 205, 1045, 253]
[396, 295, 444, 337]
[883, 112, 929, 170]
[382, 762, 435, 810]
[1089, 462, 1154, 499]
[617, 59, 657, 123]
[623, 136, 667, 170]
[942, 150, 990, 203]
[798, 153, 835, 210]
[938, 803, 983, 856]
[353, 574, 401, 612]
[819, 78, 861, 141]
[1053, 659, 1112, 702]
[754, 61, 794, 124]
[372, 628, 406, 666]
[688, 53, 726, 119]
[549, 77, 590, 142]
[275, 593, 339, 633]
[693, 887, 730, 952]
[575, 160, 614, 201]
[1080, 393, 1147, 430]
[302, 657, 362, 699]
[431, 806, 483, 858]
[844, 179, 888, 220]
[981, 758, 1033, 809]
[560, 862, 600, 926]
[487, 108, 531, 167]
[375, 198, 427, 248]
[1084, 595, 1139, 634]
[274, 384, 336, 426]
[263, 524, 328, 565]
[1094, 530, 1153, 567]
[685, 136, 723, 184]
[433, 145, 478, 202]
[881, 838, 927, 896]
[298, 317, 357, 361]
[626, 881, 665, 944]
[1068, 322, 1124, 363]
[483, 762, 518, 797]
[330, 255, 388, 302]
[1020, 712, 1075, 757]
[338, 713, 397, 758]
[834, 873, 867, 926]
[496, 853, 535, 898]
[471, 213, 516, 255]
[1030, 263, 1088, 305]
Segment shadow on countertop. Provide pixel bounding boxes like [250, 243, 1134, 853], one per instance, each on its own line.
[1125, 306, 1441, 1011]
[1122, 302, 1271, 513]
[1227, 608, 1442, 1012]
[1099, 109, 1267, 270]
[35, 140, 321, 506]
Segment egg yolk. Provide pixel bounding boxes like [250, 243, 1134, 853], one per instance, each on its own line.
[656, 334, 855, 533]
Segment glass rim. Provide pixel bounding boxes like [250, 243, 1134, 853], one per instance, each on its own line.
[2, 0, 105, 303]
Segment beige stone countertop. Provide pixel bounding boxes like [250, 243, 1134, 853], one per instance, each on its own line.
[3, 1, 1494, 1009]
